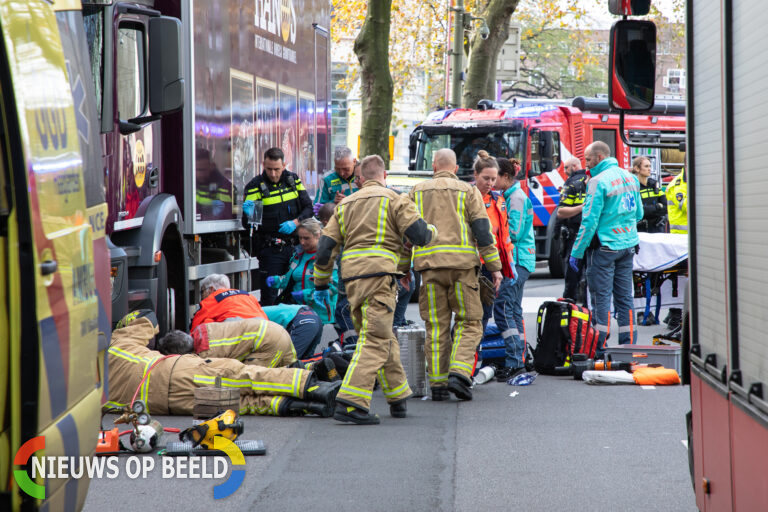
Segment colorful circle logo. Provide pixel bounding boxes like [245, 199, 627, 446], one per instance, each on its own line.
[14, 436, 46, 499]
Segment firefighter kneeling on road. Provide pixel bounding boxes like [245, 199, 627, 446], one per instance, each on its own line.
[409, 148, 502, 401]
[107, 311, 341, 417]
[312, 155, 436, 425]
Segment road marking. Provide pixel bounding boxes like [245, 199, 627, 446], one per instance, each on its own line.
[681, 440, 688, 449]
[641, 385, 656, 389]
[522, 297, 557, 313]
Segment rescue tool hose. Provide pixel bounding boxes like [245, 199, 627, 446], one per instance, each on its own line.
[130, 354, 178, 408]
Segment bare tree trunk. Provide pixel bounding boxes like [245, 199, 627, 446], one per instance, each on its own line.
[463, 0, 520, 108]
[354, 0, 394, 166]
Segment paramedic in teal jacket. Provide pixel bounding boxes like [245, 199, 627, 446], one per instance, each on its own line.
[266, 218, 338, 324]
[494, 158, 536, 380]
[314, 146, 359, 206]
[570, 141, 644, 358]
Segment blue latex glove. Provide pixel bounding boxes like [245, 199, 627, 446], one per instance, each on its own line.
[243, 200, 255, 219]
[291, 290, 304, 303]
[278, 220, 297, 234]
[313, 202, 323, 215]
[313, 288, 330, 308]
[569, 256, 582, 272]
[266, 276, 277, 288]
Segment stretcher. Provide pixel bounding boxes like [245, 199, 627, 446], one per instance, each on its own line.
[633, 232, 688, 325]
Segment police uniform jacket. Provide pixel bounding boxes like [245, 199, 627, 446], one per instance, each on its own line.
[638, 177, 668, 232]
[313, 180, 434, 287]
[557, 169, 588, 232]
[243, 170, 313, 238]
[408, 171, 501, 273]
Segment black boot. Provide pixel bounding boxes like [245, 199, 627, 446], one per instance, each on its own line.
[389, 398, 407, 418]
[447, 374, 473, 401]
[431, 387, 450, 401]
[666, 308, 682, 330]
[333, 403, 380, 425]
[311, 357, 341, 382]
[281, 399, 333, 417]
[304, 377, 341, 409]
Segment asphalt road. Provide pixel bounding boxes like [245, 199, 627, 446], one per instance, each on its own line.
[84, 270, 696, 512]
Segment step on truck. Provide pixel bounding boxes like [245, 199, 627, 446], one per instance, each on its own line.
[608, 1, 768, 509]
[408, 96, 685, 277]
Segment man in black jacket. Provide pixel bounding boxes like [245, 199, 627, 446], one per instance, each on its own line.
[243, 147, 313, 305]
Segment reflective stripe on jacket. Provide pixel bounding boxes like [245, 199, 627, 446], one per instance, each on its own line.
[665, 169, 687, 234]
[408, 171, 500, 272]
[190, 288, 267, 332]
[503, 182, 536, 273]
[571, 157, 644, 258]
[314, 181, 428, 284]
[243, 170, 313, 236]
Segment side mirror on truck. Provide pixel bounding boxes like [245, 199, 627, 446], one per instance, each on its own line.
[608, 0, 650, 16]
[149, 16, 184, 115]
[609, 19, 656, 111]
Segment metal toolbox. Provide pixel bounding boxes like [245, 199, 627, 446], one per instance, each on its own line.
[395, 325, 428, 397]
[604, 344, 682, 376]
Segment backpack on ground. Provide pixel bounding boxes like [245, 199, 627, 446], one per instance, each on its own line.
[533, 298, 598, 374]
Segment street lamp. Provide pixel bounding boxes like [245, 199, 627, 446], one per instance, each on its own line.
[449, 0, 489, 108]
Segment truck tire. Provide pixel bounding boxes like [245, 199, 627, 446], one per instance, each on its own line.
[548, 234, 565, 278]
[156, 253, 175, 337]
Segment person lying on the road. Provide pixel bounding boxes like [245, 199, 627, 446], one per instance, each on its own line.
[190, 273, 267, 332]
[107, 310, 340, 417]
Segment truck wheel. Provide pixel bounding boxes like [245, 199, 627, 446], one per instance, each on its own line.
[548, 234, 565, 278]
[156, 253, 175, 336]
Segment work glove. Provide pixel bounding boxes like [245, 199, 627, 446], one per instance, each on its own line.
[313, 202, 323, 215]
[278, 220, 297, 234]
[478, 275, 496, 307]
[291, 290, 305, 304]
[243, 200, 255, 218]
[313, 288, 330, 309]
[569, 256, 582, 272]
[266, 276, 278, 288]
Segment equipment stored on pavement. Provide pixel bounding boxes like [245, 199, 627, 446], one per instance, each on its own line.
[533, 299, 597, 374]
[179, 410, 244, 450]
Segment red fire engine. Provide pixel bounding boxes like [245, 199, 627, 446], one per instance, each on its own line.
[408, 97, 685, 276]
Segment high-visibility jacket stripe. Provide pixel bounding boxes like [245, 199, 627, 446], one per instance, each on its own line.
[341, 247, 399, 263]
[414, 245, 477, 257]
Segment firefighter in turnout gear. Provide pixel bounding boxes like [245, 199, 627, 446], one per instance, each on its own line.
[313, 155, 436, 424]
[107, 312, 341, 417]
[191, 317, 298, 367]
[557, 157, 589, 302]
[243, 147, 313, 305]
[410, 149, 502, 402]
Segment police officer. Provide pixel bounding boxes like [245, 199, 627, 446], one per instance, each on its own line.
[569, 142, 643, 359]
[556, 157, 589, 303]
[243, 147, 313, 305]
[313, 155, 435, 425]
[315, 146, 359, 207]
[410, 149, 501, 401]
[666, 167, 687, 234]
[631, 156, 668, 233]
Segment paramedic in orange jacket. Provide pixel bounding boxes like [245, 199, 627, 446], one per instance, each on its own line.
[472, 150, 517, 332]
[190, 273, 266, 331]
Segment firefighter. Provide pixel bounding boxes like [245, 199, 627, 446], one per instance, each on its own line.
[666, 166, 687, 234]
[107, 311, 341, 417]
[631, 156, 668, 233]
[190, 316, 297, 368]
[495, 157, 536, 381]
[312, 155, 435, 425]
[190, 273, 267, 331]
[314, 146, 359, 206]
[410, 148, 502, 401]
[556, 157, 589, 303]
[242, 147, 313, 305]
[569, 141, 643, 359]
